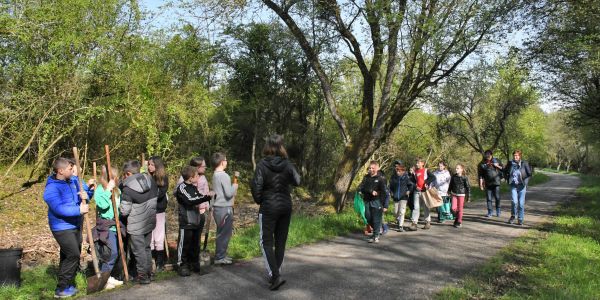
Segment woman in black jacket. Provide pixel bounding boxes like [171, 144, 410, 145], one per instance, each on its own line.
[148, 156, 169, 272]
[251, 134, 301, 291]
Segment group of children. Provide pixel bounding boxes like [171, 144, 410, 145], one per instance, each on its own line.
[360, 149, 532, 244]
[359, 158, 471, 243]
[43, 153, 238, 298]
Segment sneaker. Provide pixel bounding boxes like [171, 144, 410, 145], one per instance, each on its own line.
[374, 237, 379, 243]
[367, 237, 379, 243]
[409, 222, 418, 231]
[135, 274, 151, 284]
[423, 221, 431, 230]
[178, 265, 191, 277]
[485, 213, 492, 218]
[54, 286, 77, 298]
[508, 216, 515, 224]
[269, 276, 286, 291]
[214, 258, 233, 265]
[454, 222, 462, 228]
[103, 282, 116, 290]
[397, 226, 405, 232]
[517, 220, 523, 226]
[108, 276, 123, 287]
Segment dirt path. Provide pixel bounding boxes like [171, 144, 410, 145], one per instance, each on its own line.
[90, 172, 579, 300]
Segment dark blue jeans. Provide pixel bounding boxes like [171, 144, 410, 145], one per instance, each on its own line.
[486, 185, 501, 216]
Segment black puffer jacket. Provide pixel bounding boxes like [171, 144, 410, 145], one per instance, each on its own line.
[156, 176, 169, 213]
[251, 156, 301, 214]
[389, 172, 414, 201]
[449, 174, 471, 197]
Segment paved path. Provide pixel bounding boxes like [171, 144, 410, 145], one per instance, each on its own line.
[91, 172, 579, 300]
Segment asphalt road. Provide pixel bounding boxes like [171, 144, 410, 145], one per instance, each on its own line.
[90, 172, 579, 300]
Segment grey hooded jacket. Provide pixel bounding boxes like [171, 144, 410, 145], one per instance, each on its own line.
[120, 173, 158, 235]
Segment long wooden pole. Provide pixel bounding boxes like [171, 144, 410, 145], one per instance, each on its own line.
[105, 145, 129, 282]
[72, 147, 101, 277]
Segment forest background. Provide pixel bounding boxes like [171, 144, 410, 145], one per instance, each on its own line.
[1, 0, 599, 265]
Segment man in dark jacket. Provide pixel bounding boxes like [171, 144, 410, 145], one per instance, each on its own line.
[359, 160, 388, 243]
[408, 158, 436, 231]
[504, 150, 532, 225]
[251, 134, 301, 290]
[174, 166, 212, 277]
[120, 160, 158, 284]
[478, 150, 504, 217]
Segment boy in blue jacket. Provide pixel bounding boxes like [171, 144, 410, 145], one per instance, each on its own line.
[43, 157, 90, 298]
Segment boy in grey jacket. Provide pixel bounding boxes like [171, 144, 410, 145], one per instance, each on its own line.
[211, 152, 238, 265]
[120, 160, 158, 284]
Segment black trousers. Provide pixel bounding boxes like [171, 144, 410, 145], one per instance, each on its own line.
[52, 229, 82, 289]
[177, 228, 200, 266]
[259, 211, 291, 279]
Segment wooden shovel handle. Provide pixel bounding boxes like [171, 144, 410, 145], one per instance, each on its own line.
[105, 145, 129, 282]
[72, 147, 101, 276]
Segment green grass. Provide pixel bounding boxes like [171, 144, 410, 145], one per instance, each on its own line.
[0, 265, 87, 300]
[435, 174, 600, 299]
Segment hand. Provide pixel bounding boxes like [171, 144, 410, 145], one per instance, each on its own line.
[372, 191, 378, 196]
[107, 179, 116, 191]
[209, 191, 216, 197]
[479, 185, 484, 191]
[383, 208, 388, 213]
[80, 203, 89, 215]
[78, 191, 88, 201]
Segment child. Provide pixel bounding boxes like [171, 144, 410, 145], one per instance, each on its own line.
[359, 161, 387, 243]
[211, 152, 238, 265]
[175, 166, 212, 276]
[449, 164, 471, 228]
[120, 160, 158, 284]
[433, 161, 452, 223]
[43, 157, 89, 298]
[176, 157, 211, 231]
[93, 165, 124, 289]
[148, 156, 169, 272]
[389, 160, 414, 232]
[408, 158, 436, 230]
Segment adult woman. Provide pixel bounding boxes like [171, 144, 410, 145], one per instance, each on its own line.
[504, 150, 532, 225]
[251, 134, 301, 290]
[148, 156, 169, 272]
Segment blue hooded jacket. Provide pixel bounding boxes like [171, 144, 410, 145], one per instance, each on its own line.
[43, 175, 86, 232]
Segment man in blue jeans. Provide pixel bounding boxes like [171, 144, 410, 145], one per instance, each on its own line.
[504, 150, 532, 225]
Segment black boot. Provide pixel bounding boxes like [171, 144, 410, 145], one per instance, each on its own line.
[156, 250, 165, 272]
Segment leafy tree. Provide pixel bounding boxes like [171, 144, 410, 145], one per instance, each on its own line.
[259, 0, 525, 211]
[527, 0, 600, 130]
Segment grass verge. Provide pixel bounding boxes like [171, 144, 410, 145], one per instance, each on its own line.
[435, 174, 600, 299]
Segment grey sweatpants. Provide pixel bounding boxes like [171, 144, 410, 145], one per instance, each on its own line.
[213, 206, 234, 260]
[130, 232, 152, 276]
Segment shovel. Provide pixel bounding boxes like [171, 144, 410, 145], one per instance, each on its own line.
[105, 145, 129, 282]
[73, 147, 110, 293]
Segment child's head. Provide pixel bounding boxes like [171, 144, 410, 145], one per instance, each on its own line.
[100, 165, 119, 187]
[52, 158, 74, 180]
[211, 152, 227, 170]
[262, 134, 288, 158]
[368, 161, 379, 176]
[190, 156, 207, 175]
[455, 164, 465, 176]
[181, 165, 199, 183]
[394, 160, 406, 174]
[148, 156, 167, 186]
[122, 160, 141, 178]
[415, 158, 425, 169]
[438, 161, 447, 171]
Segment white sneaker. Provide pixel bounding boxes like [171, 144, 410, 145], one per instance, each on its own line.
[214, 258, 233, 265]
[108, 277, 123, 286]
[104, 282, 116, 290]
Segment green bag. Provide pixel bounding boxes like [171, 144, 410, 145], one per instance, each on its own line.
[353, 192, 367, 225]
